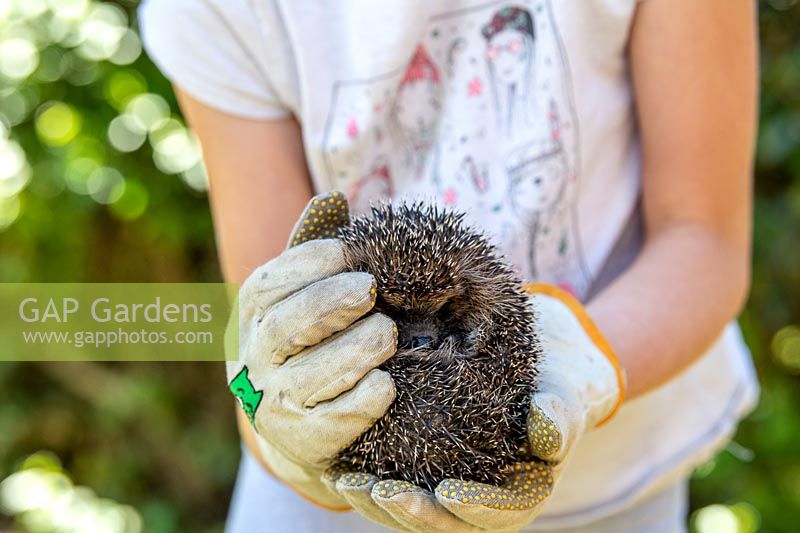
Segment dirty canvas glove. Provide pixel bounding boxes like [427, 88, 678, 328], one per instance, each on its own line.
[323, 461, 554, 532]
[323, 282, 625, 531]
[429, 283, 626, 530]
[522, 283, 626, 467]
[226, 191, 398, 509]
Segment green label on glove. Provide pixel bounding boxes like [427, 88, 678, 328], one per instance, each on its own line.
[229, 366, 263, 426]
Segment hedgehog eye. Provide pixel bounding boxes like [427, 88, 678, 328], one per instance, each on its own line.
[411, 336, 433, 348]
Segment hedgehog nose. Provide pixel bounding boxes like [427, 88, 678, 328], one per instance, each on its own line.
[411, 336, 433, 348]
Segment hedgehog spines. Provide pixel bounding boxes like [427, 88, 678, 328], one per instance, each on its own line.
[335, 201, 540, 490]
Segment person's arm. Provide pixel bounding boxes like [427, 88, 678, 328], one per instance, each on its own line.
[175, 88, 314, 283]
[586, 0, 758, 399]
[175, 87, 314, 471]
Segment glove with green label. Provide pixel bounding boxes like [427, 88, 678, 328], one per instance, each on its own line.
[226, 192, 398, 509]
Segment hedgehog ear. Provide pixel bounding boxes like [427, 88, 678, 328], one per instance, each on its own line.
[286, 190, 351, 249]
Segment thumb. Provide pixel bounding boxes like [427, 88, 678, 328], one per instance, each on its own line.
[287, 191, 350, 248]
[528, 390, 584, 463]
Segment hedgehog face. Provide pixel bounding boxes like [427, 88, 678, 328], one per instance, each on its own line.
[374, 274, 472, 351]
[394, 314, 446, 349]
[381, 295, 469, 352]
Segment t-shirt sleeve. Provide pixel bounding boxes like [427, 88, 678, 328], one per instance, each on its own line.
[138, 0, 291, 120]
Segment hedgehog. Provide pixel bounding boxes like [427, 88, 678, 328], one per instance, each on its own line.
[326, 201, 541, 491]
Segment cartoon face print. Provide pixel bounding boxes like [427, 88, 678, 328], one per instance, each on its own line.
[485, 28, 532, 85]
[506, 142, 567, 220]
[481, 6, 536, 136]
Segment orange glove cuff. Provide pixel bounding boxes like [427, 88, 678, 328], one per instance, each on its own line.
[522, 283, 626, 426]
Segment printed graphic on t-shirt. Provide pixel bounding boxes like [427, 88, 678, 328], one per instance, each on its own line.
[322, 0, 592, 298]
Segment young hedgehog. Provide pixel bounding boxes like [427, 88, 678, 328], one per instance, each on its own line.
[330, 201, 541, 491]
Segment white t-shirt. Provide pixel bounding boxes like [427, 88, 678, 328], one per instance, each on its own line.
[140, 0, 759, 527]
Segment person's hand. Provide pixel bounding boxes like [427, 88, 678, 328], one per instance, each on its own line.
[226, 191, 398, 508]
[323, 460, 554, 532]
[523, 283, 625, 466]
[324, 283, 625, 531]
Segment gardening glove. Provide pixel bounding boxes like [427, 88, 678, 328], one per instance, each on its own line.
[226, 191, 398, 509]
[324, 283, 625, 532]
[323, 461, 554, 532]
[523, 283, 626, 466]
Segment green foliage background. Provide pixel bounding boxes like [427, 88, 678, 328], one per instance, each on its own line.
[0, 1, 798, 531]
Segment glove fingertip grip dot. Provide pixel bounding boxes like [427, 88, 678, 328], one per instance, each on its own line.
[290, 191, 350, 247]
[527, 404, 562, 459]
